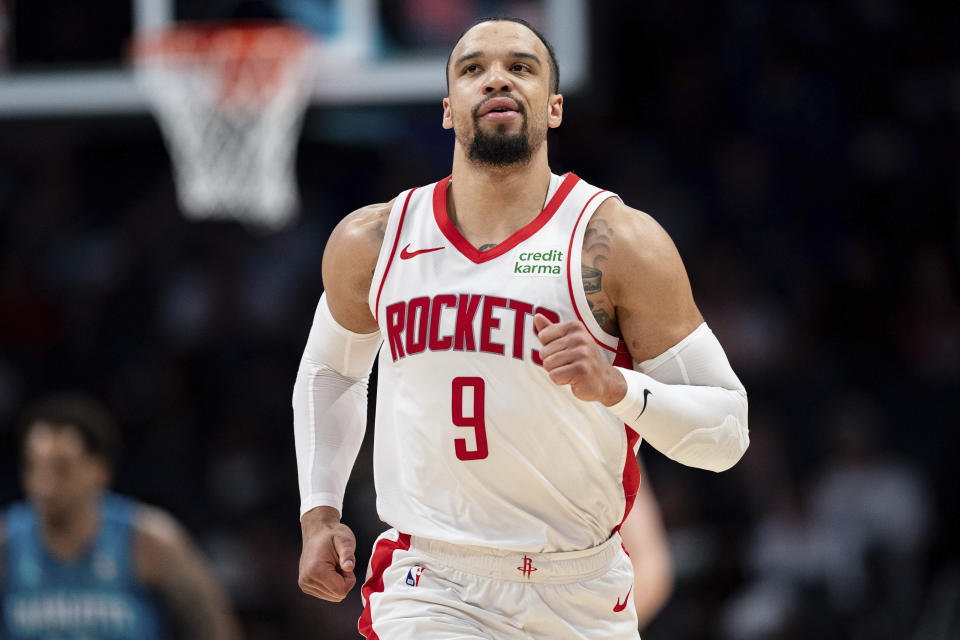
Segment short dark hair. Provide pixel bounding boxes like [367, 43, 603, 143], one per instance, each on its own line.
[446, 16, 560, 95]
[18, 392, 120, 466]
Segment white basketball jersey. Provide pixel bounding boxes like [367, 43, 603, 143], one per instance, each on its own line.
[368, 172, 641, 553]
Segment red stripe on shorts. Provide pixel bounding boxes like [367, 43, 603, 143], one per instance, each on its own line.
[358, 532, 412, 639]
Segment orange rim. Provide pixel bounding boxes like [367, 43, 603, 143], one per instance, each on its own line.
[131, 23, 314, 105]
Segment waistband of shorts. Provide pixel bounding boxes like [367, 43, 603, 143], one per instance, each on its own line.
[407, 533, 624, 583]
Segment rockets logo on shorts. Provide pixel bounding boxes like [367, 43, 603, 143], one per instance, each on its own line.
[516, 556, 537, 579]
[405, 566, 425, 586]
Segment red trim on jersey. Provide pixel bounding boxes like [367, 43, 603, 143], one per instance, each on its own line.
[616, 425, 642, 535]
[432, 172, 580, 264]
[565, 189, 617, 353]
[374, 189, 418, 324]
[358, 532, 412, 639]
[613, 340, 642, 535]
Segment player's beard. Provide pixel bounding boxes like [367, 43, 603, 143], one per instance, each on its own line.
[466, 100, 535, 168]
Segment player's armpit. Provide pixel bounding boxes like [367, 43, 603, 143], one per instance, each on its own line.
[134, 507, 242, 640]
[321, 200, 394, 334]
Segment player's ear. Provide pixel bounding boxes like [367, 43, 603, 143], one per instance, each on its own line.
[548, 94, 563, 129]
[442, 97, 453, 130]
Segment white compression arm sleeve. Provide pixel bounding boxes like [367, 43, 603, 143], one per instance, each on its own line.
[292, 293, 383, 517]
[607, 323, 749, 472]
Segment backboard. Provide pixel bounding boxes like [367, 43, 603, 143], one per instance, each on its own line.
[0, 0, 589, 117]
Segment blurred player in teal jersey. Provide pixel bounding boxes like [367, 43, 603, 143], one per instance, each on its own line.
[1, 392, 241, 640]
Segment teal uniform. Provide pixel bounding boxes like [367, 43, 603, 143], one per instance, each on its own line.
[1, 493, 164, 640]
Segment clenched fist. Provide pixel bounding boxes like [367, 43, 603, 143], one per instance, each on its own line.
[534, 314, 627, 406]
[298, 506, 357, 602]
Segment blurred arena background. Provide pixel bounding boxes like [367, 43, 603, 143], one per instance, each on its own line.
[1, 0, 958, 638]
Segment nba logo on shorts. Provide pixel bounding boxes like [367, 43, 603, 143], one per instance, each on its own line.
[405, 566, 424, 586]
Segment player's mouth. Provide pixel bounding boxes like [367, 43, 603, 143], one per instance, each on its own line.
[476, 97, 522, 121]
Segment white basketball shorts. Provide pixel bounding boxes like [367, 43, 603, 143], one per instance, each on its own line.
[358, 529, 641, 639]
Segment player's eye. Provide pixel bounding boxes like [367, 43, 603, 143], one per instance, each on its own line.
[511, 63, 529, 72]
[464, 64, 480, 74]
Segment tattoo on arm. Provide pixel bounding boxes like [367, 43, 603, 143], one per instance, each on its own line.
[582, 265, 602, 294]
[584, 218, 612, 258]
[592, 307, 614, 331]
[581, 215, 621, 337]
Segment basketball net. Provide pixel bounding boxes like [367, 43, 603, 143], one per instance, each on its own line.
[133, 24, 317, 230]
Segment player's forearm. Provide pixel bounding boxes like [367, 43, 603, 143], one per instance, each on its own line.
[293, 362, 369, 514]
[607, 324, 749, 472]
[292, 293, 381, 515]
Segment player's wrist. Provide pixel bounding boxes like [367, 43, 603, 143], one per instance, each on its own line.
[600, 366, 628, 407]
[300, 506, 342, 537]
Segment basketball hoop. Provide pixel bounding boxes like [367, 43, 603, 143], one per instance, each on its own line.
[133, 23, 317, 230]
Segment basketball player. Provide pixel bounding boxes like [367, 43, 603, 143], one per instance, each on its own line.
[293, 17, 748, 639]
[0, 392, 241, 640]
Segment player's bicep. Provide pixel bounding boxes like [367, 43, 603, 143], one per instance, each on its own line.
[605, 202, 703, 362]
[320, 201, 393, 333]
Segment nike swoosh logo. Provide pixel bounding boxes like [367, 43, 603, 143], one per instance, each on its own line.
[400, 244, 444, 259]
[613, 586, 633, 612]
[635, 389, 652, 421]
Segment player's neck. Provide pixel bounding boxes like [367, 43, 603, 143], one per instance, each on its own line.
[448, 146, 552, 248]
[41, 497, 101, 561]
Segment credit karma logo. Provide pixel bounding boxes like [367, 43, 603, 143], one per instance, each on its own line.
[513, 249, 564, 276]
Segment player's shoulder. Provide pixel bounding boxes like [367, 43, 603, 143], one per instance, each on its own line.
[344, 200, 395, 229]
[585, 198, 677, 269]
[588, 198, 673, 249]
[328, 199, 396, 256]
[323, 200, 395, 278]
[321, 199, 396, 328]
[130, 503, 195, 584]
[583, 198, 689, 304]
[132, 503, 190, 551]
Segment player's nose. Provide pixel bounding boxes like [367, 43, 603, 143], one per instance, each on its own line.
[482, 63, 513, 94]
